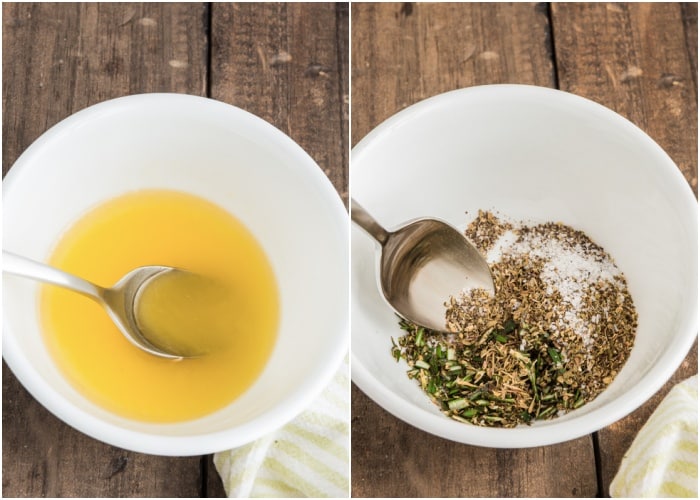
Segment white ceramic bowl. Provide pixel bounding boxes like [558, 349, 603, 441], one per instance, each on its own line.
[351, 84, 697, 448]
[3, 93, 349, 456]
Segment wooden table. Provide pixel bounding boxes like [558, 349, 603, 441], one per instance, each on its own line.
[351, 3, 697, 498]
[2, 3, 348, 497]
[3, 2, 698, 498]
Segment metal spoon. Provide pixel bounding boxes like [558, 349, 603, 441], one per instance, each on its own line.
[3, 250, 189, 359]
[351, 200, 495, 332]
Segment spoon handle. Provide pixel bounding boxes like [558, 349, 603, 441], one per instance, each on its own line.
[2, 250, 103, 300]
[351, 199, 390, 245]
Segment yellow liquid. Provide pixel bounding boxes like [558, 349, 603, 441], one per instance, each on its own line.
[40, 190, 279, 422]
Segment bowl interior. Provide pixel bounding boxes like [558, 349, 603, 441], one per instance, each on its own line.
[3, 94, 348, 454]
[351, 85, 697, 447]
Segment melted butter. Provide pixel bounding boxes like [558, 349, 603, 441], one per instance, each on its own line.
[40, 190, 279, 423]
[135, 271, 236, 357]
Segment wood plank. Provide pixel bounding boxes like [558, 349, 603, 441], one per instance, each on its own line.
[350, 3, 597, 497]
[206, 3, 349, 495]
[351, 2, 556, 146]
[210, 2, 348, 202]
[2, 2, 208, 176]
[351, 384, 597, 498]
[551, 2, 698, 195]
[681, 2, 697, 92]
[2, 3, 208, 497]
[337, 1, 350, 205]
[204, 454, 226, 498]
[550, 3, 698, 496]
[2, 363, 203, 497]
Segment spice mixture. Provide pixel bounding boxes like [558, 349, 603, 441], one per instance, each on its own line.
[392, 210, 638, 427]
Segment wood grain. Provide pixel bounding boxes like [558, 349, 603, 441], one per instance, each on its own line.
[2, 3, 209, 497]
[350, 2, 697, 498]
[206, 3, 348, 495]
[351, 2, 555, 146]
[3, 2, 348, 497]
[552, 2, 698, 195]
[2, 363, 204, 497]
[337, 1, 350, 201]
[204, 454, 225, 498]
[352, 385, 597, 498]
[681, 2, 698, 92]
[205, 7, 350, 489]
[209, 4, 350, 494]
[350, 3, 598, 497]
[2, 2, 208, 176]
[210, 2, 348, 201]
[551, 3, 698, 495]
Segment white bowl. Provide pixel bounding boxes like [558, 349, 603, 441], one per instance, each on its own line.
[351, 84, 697, 448]
[3, 93, 349, 456]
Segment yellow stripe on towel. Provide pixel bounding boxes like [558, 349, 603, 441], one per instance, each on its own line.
[214, 355, 349, 498]
[610, 375, 697, 498]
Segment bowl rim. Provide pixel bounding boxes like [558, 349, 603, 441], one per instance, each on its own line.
[3, 92, 349, 456]
[350, 83, 698, 448]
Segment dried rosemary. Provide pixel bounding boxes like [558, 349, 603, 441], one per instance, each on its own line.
[392, 210, 638, 427]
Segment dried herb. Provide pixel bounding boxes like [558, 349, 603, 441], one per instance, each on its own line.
[393, 210, 638, 427]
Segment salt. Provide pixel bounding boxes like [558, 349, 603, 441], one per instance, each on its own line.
[484, 218, 624, 348]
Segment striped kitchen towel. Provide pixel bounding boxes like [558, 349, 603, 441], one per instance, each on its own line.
[213, 355, 349, 497]
[610, 375, 697, 498]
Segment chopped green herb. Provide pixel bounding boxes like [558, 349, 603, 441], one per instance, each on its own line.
[462, 408, 478, 418]
[493, 333, 508, 343]
[503, 319, 517, 334]
[414, 360, 430, 370]
[415, 327, 425, 347]
[447, 398, 469, 411]
[548, 347, 562, 365]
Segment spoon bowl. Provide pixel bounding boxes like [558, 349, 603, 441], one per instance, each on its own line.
[3, 251, 190, 359]
[351, 200, 494, 332]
